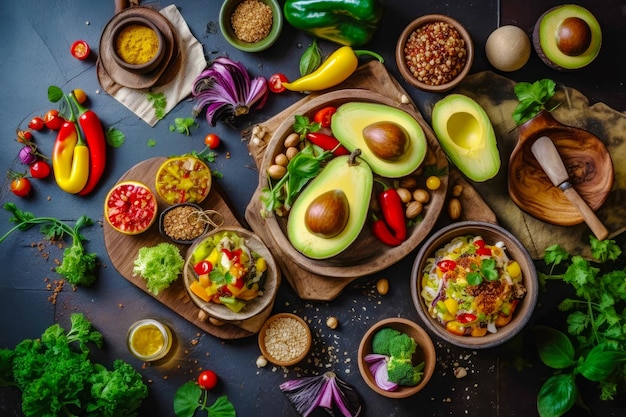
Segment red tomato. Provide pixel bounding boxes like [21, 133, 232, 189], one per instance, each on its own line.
[28, 116, 45, 131]
[30, 161, 51, 179]
[194, 260, 213, 275]
[197, 370, 218, 390]
[476, 247, 492, 256]
[17, 129, 33, 143]
[437, 259, 457, 272]
[71, 40, 90, 60]
[204, 133, 221, 149]
[268, 73, 288, 93]
[313, 106, 337, 128]
[457, 313, 478, 324]
[473, 239, 486, 248]
[44, 109, 63, 130]
[11, 177, 31, 197]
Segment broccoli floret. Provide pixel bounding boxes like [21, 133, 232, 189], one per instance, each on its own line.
[388, 333, 417, 360]
[371, 328, 401, 356]
[387, 357, 425, 386]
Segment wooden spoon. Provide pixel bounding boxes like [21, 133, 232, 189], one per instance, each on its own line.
[530, 136, 609, 240]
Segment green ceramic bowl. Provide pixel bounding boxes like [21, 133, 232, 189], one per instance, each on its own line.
[219, 0, 283, 52]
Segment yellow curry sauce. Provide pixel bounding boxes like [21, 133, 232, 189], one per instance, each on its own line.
[115, 24, 159, 65]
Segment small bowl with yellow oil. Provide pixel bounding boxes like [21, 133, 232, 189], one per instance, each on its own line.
[111, 16, 165, 74]
[127, 319, 173, 362]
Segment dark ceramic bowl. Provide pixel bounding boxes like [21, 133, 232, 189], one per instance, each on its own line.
[111, 16, 165, 74]
[410, 221, 538, 349]
[396, 14, 474, 92]
[219, 0, 283, 52]
[158, 202, 209, 245]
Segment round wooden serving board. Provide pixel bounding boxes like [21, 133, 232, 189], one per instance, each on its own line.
[103, 157, 266, 339]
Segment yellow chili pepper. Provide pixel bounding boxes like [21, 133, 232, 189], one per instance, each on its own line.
[282, 46, 384, 92]
[52, 121, 90, 194]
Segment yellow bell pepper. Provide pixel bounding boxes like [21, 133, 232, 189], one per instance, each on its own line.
[282, 46, 384, 92]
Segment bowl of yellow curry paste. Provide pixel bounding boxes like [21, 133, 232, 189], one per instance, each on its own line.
[111, 16, 165, 74]
[410, 221, 538, 349]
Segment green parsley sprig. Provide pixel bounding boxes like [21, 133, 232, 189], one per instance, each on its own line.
[535, 236, 626, 416]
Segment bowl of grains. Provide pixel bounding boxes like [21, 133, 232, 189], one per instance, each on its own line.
[258, 313, 312, 366]
[159, 203, 221, 245]
[395, 14, 473, 92]
[219, 0, 283, 52]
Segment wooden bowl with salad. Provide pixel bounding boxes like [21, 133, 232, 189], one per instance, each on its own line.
[183, 227, 280, 323]
[256, 89, 449, 278]
[410, 221, 538, 349]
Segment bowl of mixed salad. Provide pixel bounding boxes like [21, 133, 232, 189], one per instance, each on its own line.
[410, 221, 538, 348]
[184, 227, 280, 322]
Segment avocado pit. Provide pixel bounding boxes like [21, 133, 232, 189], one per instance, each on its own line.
[556, 17, 591, 56]
[362, 121, 409, 161]
[304, 189, 350, 238]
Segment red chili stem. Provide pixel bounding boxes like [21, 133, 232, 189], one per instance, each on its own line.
[306, 132, 349, 156]
[377, 183, 406, 242]
[71, 92, 107, 196]
[371, 218, 403, 246]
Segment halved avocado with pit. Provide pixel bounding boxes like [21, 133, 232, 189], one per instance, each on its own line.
[331, 102, 427, 178]
[431, 94, 500, 182]
[533, 4, 602, 70]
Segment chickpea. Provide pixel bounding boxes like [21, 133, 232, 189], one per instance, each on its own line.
[283, 132, 300, 148]
[274, 153, 289, 167]
[412, 188, 430, 204]
[285, 146, 299, 160]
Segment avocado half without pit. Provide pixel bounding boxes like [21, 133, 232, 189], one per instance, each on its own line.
[533, 4, 602, 70]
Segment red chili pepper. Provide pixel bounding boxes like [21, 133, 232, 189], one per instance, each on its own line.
[372, 218, 403, 246]
[70, 91, 107, 196]
[306, 132, 349, 156]
[378, 187, 406, 241]
[457, 313, 477, 324]
[476, 247, 492, 256]
[473, 239, 486, 248]
[194, 260, 213, 275]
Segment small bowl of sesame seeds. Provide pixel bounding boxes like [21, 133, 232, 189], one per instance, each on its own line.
[219, 0, 283, 53]
[158, 203, 211, 245]
[395, 14, 474, 92]
[258, 313, 312, 366]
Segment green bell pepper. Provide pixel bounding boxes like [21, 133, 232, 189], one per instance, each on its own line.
[284, 0, 383, 46]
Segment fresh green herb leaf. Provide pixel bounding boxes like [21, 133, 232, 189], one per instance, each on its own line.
[47, 85, 64, 103]
[133, 242, 184, 295]
[537, 373, 577, 417]
[147, 139, 157, 147]
[589, 236, 622, 262]
[211, 170, 224, 179]
[293, 114, 320, 139]
[512, 79, 557, 125]
[300, 38, 322, 76]
[466, 258, 498, 285]
[106, 127, 125, 148]
[170, 117, 199, 135]
[534, 326, 576, 369]
[173, 381, 235, 417]
[147, 91, 167, 120]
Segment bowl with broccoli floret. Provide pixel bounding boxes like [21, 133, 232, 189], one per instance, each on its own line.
[358, 318, 436, 398]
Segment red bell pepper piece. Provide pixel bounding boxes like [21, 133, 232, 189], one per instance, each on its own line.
[306, 132, 349, 156]
[371, 218, 403, 246]
[70, 91, 107, 196]
[378, 186, 406, 241]
[194, 260, 213, 275]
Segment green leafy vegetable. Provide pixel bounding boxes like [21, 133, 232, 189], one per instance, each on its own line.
[299, 38, 322, 76]
[535, 236, 626, 416]
[133, 242, 184, 295]
[467, 258, 498, 285]
[173, 381, 235, 417]
[512, 78, 557, 125]
[0, 203, 97, 286]
[0, 313, 147, 417]
[170, 117, 199, 135]
[147, 139, 157, 147]
[106, 127, 126, 148]
[292, 114, 320, 139]
[147, 91, 167, 120]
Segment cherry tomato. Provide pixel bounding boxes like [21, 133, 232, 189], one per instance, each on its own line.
[194, 260, 213, 275]
[313, 106, 337, 128]
[437, 259, 457, 272]
[473, 239, 486, 248]
[425, 175, 441, 190]
[204, 133, 221, 149]
[11, 177, 31, 197]
[268, 73, 288, 93]
[30, 161, 51, 179]
[44, 109, 63, 130]
[73, 88, 88, 104]
[70, 40, 90, 60]
[28, 116, 45, 131]
[457, 313, 478, 324]
[476, 247, 492, 256]
[16, 129, 33, 143]
[197, 370, 218, 390]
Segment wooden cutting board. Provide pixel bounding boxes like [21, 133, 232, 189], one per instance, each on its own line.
[103, 157, 273, 339]
[245, 61, 496, 301]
